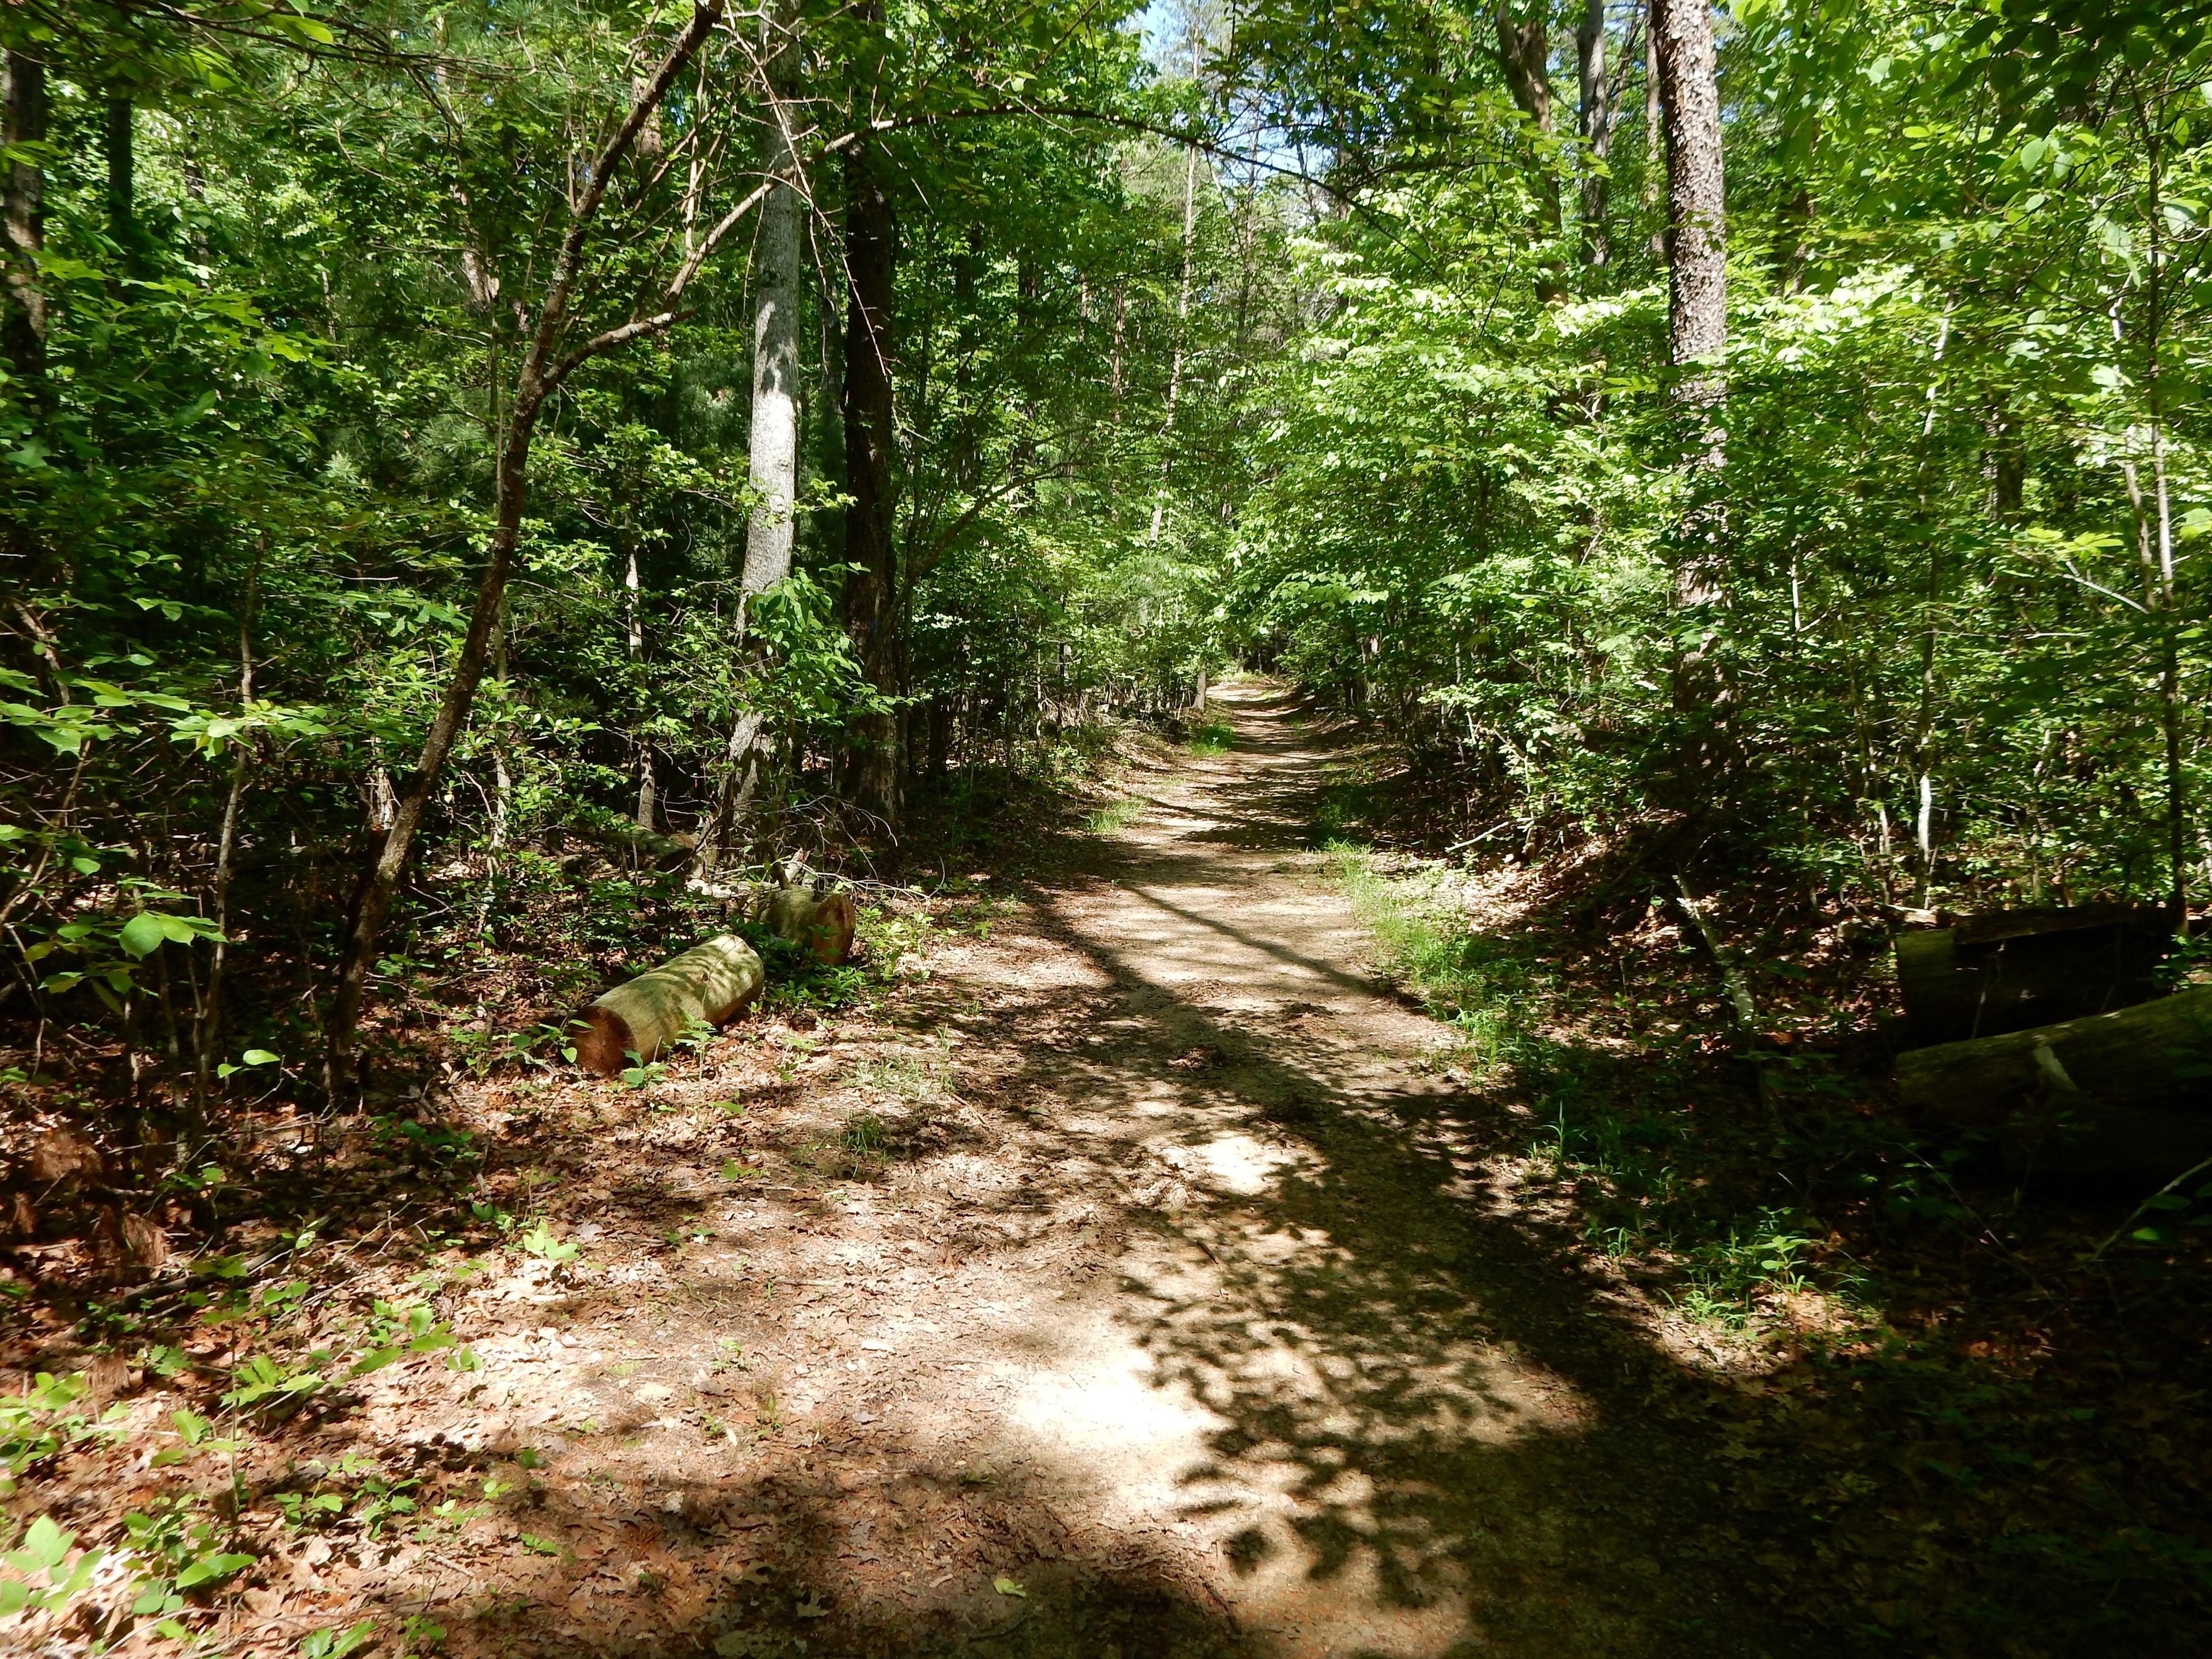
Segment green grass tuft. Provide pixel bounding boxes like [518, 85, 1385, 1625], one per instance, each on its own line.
[1084, 797, 1144, 835]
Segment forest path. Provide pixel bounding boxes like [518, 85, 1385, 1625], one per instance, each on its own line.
[404, 681, 1776, 1659]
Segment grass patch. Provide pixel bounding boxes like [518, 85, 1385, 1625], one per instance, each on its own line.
[1319, 835, 1871, 1335]
[1323, 841, 1544, 1078]
[1187, 717, 1235, 755]
[1084, 797, 1144, 835]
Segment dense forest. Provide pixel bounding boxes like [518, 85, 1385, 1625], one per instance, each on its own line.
[4, 1, 2212, 1656]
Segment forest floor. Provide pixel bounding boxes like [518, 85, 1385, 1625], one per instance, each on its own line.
[12, 681, 2210, 1658]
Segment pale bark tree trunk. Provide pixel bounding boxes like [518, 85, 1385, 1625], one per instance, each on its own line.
[1147, 142, 1201, 548]
[328, 1, 732, 1084]
[625, 539, 657, 831]
[1642, 3, 1664, 263]
[1496, 3, 1560, 229]
[1497, 3, 1563, 299]
[1576, 0, 1612, 276]
[699, 6, 805, 873]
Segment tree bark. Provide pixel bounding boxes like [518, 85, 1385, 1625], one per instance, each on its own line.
[574, 934, 765, 1074]
[1653, 0, 1726, 609]
[1497, 2, 1563, 302]
[1575, 0, 1612, 276]
[1495, 4, 1560, 233]
[1653, 0, 1725, 409]
[2, 51, 47, 392]
[1896, 986, 2212, 1185]
[699, 9, 806, 873]
[326, 1, 729, 1086]
[1147, 143, 1200, 548]
[841, 139, 900, 835]
[744, 10, 804, 597]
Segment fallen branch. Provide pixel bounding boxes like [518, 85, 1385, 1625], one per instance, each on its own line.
[1674, 875, 1756, 1031]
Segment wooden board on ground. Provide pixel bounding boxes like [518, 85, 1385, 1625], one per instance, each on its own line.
[1894, 903, 2174, 1047]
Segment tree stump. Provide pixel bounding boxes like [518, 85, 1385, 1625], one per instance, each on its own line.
[573, 934, 764, 1075]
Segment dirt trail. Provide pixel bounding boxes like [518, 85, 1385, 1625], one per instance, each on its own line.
[357, 682, 1775, 1659]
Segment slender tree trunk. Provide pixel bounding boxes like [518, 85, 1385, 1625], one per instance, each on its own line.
[1653, 0, 1727, 605]
[2, 51, 48, 394]
[105, 97, 135, 261]
[1497, 3, 1563, 296]
[327, 1, 727, 1084]
[952, 222, 982, 494]
[1147, 143, 1200, 548]
[744, 20, 803, 594]
[2131, 107, 2188, 921]
[195, 552, 259, 1119]
[842, 140, 900, 834]
[1642, 3, 1664, 264]
[1576, 0, 1612, 276]
[1495, 5, 1558, 218]
[625, 538, 657, 831]
[699, 19, 805, 873]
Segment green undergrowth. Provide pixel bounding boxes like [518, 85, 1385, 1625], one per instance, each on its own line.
[1185, 717, 1236, 755]
[1315, 804, 2212, 1652]
[1084, 797, 1145, 835]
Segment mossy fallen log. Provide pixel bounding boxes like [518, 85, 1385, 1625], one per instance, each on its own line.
[1896, 984, 2212, 1182]
[573, 934, 764, 1075]
[762, 887, 856, 965]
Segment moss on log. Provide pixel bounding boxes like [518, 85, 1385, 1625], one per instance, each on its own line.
[763, 888, 856, 965]
[573, 933, 764, 1075]
[1897, 984, 2212, 1181]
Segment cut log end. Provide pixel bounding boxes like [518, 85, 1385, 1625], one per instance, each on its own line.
[571, 1003, 639, 1077]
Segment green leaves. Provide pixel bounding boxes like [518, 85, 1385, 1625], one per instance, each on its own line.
[517, 1222, 579, 1266]
[1, 1516, 104, 1619]
[118, 909, 219, 958]
[299, 1620, 377, 1659]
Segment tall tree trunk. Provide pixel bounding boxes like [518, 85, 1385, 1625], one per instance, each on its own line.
[1497, 3, 1563, 297]
[952, 222, 982, 494]
[2, 51, 47, 394]
[1653, 0, 1726, 604]
[841, 140, 899, 836]
[698, 9, 805, 873]
[1496, 4, 1559, 229]
[1653, 0, 1729, 771]
[1642, 2, 1664, 264]
[1147, 143, 1200, 548]
[1576, 0, 1612, 277]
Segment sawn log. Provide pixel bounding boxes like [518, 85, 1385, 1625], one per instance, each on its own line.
[1896, 985, 2212, 1181]
[763, 888, 856, 965]
[573, 933, 764, 1075]
[1893, 903, 2172, 1047]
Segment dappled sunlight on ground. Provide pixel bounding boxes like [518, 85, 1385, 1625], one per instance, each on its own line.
[6, 680, 1799, 1659]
